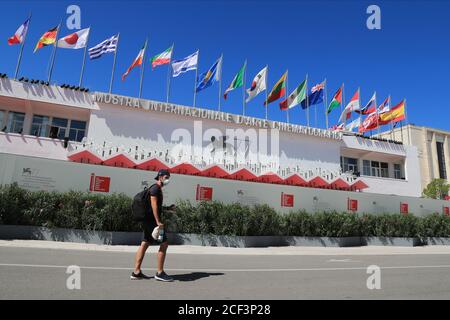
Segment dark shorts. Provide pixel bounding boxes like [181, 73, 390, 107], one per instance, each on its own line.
[141, 221, 168, 244]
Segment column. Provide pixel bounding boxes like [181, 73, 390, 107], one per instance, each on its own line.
[421, 127, 432, 187]
[444, 135, 450, 183]
[431, 132, 440, 179]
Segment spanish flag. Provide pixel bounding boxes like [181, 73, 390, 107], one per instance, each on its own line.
[379, 100, 405, 125]
[34, 26, 58, 53]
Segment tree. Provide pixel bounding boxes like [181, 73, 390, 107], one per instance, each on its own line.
[423, 179, 450, 200]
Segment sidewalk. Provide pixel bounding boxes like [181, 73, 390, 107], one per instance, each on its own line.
[1, 239, 450, 256]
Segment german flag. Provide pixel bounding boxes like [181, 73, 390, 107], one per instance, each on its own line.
[379, 100, 405, 125]
[34, 26, 58, 53]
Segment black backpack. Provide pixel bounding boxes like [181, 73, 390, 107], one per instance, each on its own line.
[131, 184, 155, 222]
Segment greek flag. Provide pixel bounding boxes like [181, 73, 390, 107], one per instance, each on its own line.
[88, 35, 119, 60]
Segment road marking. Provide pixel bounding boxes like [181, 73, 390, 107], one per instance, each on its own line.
[2, 263, 450, 272]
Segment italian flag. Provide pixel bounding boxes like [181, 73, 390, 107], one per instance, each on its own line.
[151, 46, 173, 69]
[122, 43, 146, 81]
[279, 79, 306, 110]
[224, 62, 245, 100]
[265, 71, 287, 106]
[327, 85, 343, 114]
[34, 26, 58, 53]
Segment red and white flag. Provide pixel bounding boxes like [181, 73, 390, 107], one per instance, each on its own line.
[122, 43, 146, 81]
[339, 88, 360, 122]
[8, 18, 30, 45]
[57, 28, 90, 49]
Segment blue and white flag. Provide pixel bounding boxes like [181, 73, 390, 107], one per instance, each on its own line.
[196, 57, 221, 92]
[172, 51, 198, 77]
[88, 35, 119, 60]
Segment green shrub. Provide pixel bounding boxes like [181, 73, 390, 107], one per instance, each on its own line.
[361, 213, 420, 238]
[312, 211, 362, 237]
[418, 214, 450, 238]
[281, 210, 315, 236]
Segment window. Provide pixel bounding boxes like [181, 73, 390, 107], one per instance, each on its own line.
[437, 142, 447, 179]
[50, 117, 68, 139]
[363, 160, 389, 178]
[394, 164, 402, 179]
[31, 115, 50, 137]
[68, 120, 86, 142]
[6, 112, 25, 134]
[0, 110, 5, 130]
[363, 160, 371, 176]
[380, 162, 389, 178]
[371, 161, 381, 177]
[341, 157, 358, 174]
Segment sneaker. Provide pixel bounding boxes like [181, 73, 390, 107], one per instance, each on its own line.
[155, 271, 174, 282]
[130, 271, 151, 280]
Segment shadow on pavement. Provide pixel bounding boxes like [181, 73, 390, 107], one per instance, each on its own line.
[172, 272, 224, 282]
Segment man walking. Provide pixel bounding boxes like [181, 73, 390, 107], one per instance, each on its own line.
[131, 169, 174, 282]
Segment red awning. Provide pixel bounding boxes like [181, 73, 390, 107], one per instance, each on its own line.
[255, 172, 284, 184]
[67, 150, 103, 165]
[351, 180, 369, 191]
[226, 168, 257, 181]
[136, 158, 170, 171]
[199, 165, 229, 178]
[103, 154, 136, 168]
[283, 174, 308, 186]
[329, 178, 350, 190]
[308, 176, 329, 188]
[170, 163, 201, 175]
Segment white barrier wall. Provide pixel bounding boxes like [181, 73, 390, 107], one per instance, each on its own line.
[1, 153, 448, 216]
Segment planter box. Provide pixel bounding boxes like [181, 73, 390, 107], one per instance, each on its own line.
[424, 237, 450, 246]
[361, 237, 422, 247]
[167, 233, 286, 248]
[284, 236, 362, 247]
[0, 224, 142, 245]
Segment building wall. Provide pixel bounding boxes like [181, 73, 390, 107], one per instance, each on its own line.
[1, 153, 448, 216]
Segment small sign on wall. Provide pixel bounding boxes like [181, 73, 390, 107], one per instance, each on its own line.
[89, 174, 111, 193]
[281, 193, 294, 207]
[400, 202, 409, 215]
[196, 184, 213, 201]
[444, 207, 450, 216]
[347, 198, 358, 212]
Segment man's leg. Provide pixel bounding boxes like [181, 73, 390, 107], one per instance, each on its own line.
[134, 240, 150, 273]
[157, 241, 169, 273]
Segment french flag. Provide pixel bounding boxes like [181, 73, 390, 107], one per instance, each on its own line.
[8, 18, 30, 46]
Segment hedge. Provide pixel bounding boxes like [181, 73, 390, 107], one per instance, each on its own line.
[1, 184, 450, 238]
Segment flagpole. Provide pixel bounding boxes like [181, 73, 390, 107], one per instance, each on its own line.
[324, 78, 329, 129]
[139, 38, 149, 99]
[109, 33, 120, 94]
[286, 70, 289, 123]
[265, 65, 268, 121]
[306, 74, 310, 127]
[166, 43, 174, 103]
[79, 27, 91, 87]
[193, 49, 199, 108]
[242, 59, 247, 116]
[14, 13, 31, 80]
[48, 20, 62, 83]
[358, 87, 362, 134]
[218, 54, 223, 111]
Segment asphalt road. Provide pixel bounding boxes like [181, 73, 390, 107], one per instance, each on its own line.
[1, 245, 450, 300]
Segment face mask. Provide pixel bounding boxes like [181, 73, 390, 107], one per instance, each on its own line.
[162, 178, 170, 186]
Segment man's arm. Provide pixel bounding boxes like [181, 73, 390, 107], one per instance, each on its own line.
[150, 196, 163, 227]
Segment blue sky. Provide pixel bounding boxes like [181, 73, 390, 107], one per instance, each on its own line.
[1, 0, 449, 131]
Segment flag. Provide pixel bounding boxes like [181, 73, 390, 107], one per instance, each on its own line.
[330, 123, 345, 131]
[246, 66, 267, 103]
[151, 46, 173, 69]
[172, 51, 198, 77]
[8, 18, 30, 45]
[224, 62, 245, 100]
[345, 118, 361, 132]
[196, 57, 221, 92]
[34, 26, 58, 53]
[339, 89, 360, 122]
[378, 96, 391, 114]
[378, 100, 405, 125]
[327, 86, 343, 114]
[358, 112, 379, 133]
[357, 93, 376, 115]
[301, 81, 325, 109]
[279, 79, 306, 110]
[57, 28, 90, 49]
[265, 71, 287, 105]
[122, 43, 146, 81]
[89, 35, 119, 60]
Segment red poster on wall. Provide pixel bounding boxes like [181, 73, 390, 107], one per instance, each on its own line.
[347, 198, 358, 212]
[400, 203, 409, 215]
[444, 207, 450, 216]
[281, 193, 294, 207]
[89, 174, 111, 193]
[196, 184, 213, 201]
